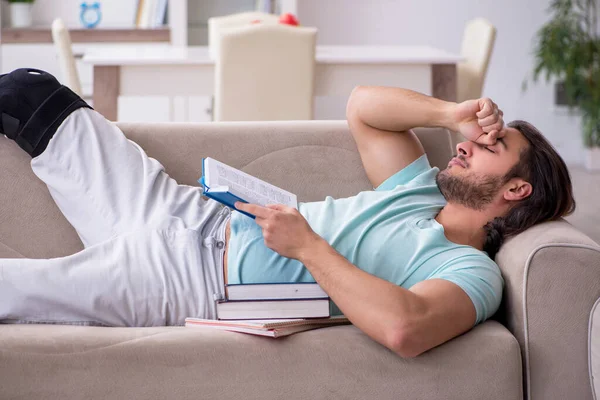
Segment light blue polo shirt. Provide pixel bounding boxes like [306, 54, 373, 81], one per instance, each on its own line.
[227, 155, 503, 325]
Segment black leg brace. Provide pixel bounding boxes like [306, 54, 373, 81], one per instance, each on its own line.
[0, 68, 91, 157]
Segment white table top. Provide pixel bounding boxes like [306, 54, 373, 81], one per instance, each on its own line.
[83, 45, 463, 66]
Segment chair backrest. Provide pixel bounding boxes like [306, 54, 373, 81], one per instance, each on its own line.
[214, 24, 317, 121]
[457, 18, 496, 102]
[208, 12, 280, 60]
[51, 19, 83, 97]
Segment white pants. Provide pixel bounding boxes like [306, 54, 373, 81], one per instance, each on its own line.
[0, 108, 230, 326]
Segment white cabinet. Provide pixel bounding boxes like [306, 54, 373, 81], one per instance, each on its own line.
[1, 43, 124, 96]
[0, 0, 297, 122]
[1, 42, 175, 122]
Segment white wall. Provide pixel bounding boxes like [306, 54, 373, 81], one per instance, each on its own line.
[298, 0, 586, 165]
[30, 0, 138, 28]
[187, 0, 256, 45]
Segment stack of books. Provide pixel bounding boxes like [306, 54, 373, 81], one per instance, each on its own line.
[135, 0, 168, 28]
[192, 159, 346, 337]
[185, 283, 350, 338]
[216, 282, 330, 320]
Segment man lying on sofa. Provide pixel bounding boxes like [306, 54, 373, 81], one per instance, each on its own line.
[0, 68, 574, 358]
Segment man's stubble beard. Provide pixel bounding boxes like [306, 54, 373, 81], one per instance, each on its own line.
[435, 167, 506, 211]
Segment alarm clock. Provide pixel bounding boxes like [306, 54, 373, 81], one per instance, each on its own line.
[80, 2, 102, 29]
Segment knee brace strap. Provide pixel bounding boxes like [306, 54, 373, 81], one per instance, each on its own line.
[15, 86, 91, 157]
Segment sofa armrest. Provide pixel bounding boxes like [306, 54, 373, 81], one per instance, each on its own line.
[495, 219, 600, 400]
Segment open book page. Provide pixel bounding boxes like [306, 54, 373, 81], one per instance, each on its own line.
[186, 323, 336, 338]
[204, 157, 297, 208]
[185, 316, 349, 330]
[185, 316, 350, 338]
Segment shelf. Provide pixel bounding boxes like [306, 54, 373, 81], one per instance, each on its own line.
[1, 27, 171, 44]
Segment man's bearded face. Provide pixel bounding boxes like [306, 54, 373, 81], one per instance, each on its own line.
[436, 158, 507, 211]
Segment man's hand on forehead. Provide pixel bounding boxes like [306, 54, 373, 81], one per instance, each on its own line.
[474, 98, 505, 145]
[453, 97, 505, 146]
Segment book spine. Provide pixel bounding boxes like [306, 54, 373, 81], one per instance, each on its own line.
[218, 298, 329, 303]
[157, 0, 168, 27]
[216, 299, 330, 320]
[227, 296, 330, 301]
[202, 191, 255, 219]
[225, 282, 329, 300]
[225, 283, 328, 301]
[135, 0, 145, 27]
[199, 160, 255, 219]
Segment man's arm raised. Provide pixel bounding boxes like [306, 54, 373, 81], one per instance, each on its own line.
[346, 86, 504, 188]
[346, 86, 457, 188]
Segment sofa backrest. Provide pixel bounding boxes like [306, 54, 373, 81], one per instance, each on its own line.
[119, 120, 454, 200]
[0, 120, 452, 259]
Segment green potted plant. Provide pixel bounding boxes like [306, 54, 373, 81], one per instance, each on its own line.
[6, 0, 35, 28]
[528, 0, 600, 170]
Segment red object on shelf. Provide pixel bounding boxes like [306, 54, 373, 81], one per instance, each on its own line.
[279, 13, 299, 26]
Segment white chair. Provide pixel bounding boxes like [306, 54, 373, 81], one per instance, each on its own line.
[453, 18, 497, 147]
[457, 18, 496, 102]
[208, 12, 280, 60]
[214, 24, 317, 121]
[51, 19, 83, 97]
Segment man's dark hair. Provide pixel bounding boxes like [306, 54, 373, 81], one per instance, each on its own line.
[483, 120, 576, 259]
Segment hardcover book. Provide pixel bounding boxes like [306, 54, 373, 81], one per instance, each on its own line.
[216, 298, 330, 320]
[199, 157, 297, 219]
[225, 282, 328, 301]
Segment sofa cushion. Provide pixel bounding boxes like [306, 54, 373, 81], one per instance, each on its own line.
[0, 241, 23, 258]
[0, 320, 521, 400]
[117, 121, 452, 202]
[0, 136, 84, 258]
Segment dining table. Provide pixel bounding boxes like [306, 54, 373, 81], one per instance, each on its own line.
[83, 45, 463, 121]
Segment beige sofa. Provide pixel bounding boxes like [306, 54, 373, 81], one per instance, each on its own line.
[0, 120, 599, 400]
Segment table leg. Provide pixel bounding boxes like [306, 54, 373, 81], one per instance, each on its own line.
[432, 63, 462, 148]
[93, 66, 120, 121]
[431, 64, 457, 102]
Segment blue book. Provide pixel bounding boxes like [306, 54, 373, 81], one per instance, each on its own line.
[199, 157, 298, 219]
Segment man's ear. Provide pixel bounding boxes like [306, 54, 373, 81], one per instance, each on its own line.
[504, 179, 532, 201]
